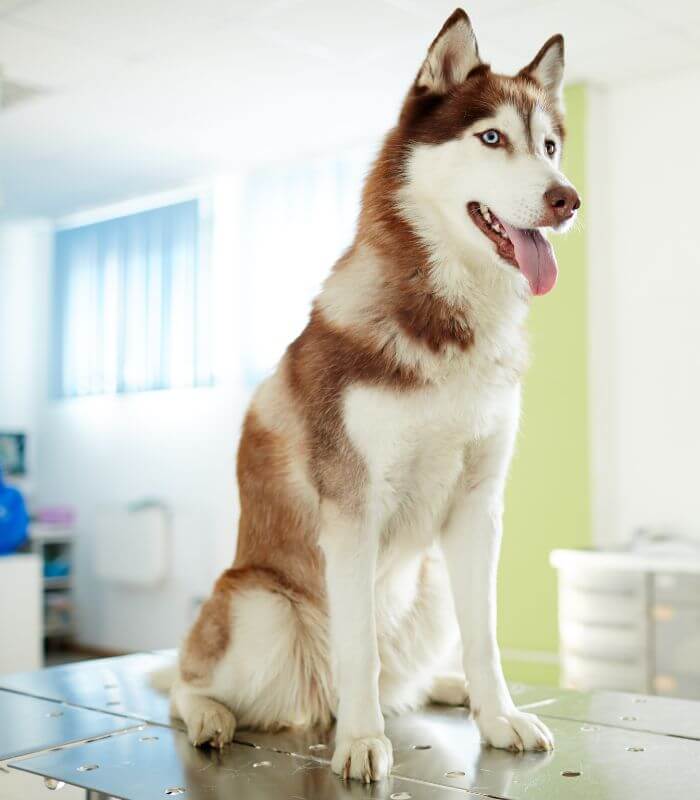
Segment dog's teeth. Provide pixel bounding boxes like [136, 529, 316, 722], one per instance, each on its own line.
[480, 203, 493, 223]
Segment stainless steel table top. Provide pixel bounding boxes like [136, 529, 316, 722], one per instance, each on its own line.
[10, 709, 700, 800]
[0, 689, 138, 760]
[11, 726, 472, 800]
[5, 652, 700, 800]
[511, 683, 700, 739]
[236, 703, 700, 800]
[0, 652, 182, 730]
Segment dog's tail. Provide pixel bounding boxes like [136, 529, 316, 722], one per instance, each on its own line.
[149, 661, 178, 693]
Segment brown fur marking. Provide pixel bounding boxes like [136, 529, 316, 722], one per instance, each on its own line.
[287, 308, 420, 511]
[179, 14, 567, 696]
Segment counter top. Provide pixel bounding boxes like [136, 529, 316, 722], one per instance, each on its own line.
[2, 651, 700, 799]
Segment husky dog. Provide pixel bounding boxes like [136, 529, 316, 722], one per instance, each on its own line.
[168, 8, 580, 782]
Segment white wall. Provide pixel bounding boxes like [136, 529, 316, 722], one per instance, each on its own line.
[0, 219, 52, 494]
[11, 69, 700, 649]
[33, 179, 252, 652]
[588, 69, 700, 547]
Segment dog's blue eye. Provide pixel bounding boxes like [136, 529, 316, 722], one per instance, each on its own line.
[481, 129, 501, 146]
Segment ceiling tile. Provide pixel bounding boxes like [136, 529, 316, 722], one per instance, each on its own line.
[382, 0, 551, 23]
[259, 0, 429, 66]
[7, 0, 264, 61]
[0, 0, 35, 16]
[463, 0, 673, 78]
[612, 0, 700, 43]
[477, 0, 651, 58]
[2, 0, 700, 217]
[0, 18, 121, 88]
[573, 31, 700, 84]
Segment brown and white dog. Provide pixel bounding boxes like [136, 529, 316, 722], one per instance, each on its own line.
[167, 8, 580, 782]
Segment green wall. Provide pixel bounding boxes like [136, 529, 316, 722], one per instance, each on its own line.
[499, 84, 591, 685]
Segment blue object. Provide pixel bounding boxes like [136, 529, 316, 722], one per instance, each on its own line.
[44, 560, 70, 578]
[0, 466, 29, 555]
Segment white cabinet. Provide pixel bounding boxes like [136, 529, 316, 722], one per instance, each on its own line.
[0, 554, 42, 673]
[551, 549, 700, 698]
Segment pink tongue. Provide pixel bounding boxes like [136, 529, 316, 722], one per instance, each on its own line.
[501, 222, 558, 296]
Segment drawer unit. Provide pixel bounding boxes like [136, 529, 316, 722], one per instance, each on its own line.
[654, 606, 700, 686]
[653, 671, 700, 697]
[558, 566, 644, 594]
[552, 549, 700, 699]
[561, 652, 647, 692]
[558, 584, 646, 626]
[559, 619, 645, 661]
[654, 572, 700, 605]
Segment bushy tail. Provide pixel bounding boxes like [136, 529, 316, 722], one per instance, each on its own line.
[149, 662, 178, 692]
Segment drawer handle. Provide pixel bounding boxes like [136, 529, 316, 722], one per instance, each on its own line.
[568, 587, 638, 598]
[652, 605, 675, 622]
[565, 649, 642, 665]
[653, 674, 678, 693]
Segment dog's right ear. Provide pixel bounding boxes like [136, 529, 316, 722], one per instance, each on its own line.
[415, 9, 481, 95]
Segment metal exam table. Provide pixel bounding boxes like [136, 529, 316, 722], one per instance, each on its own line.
[1, 651, 699, 800]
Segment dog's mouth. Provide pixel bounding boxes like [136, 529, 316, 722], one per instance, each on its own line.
[467, 201, 558, 296]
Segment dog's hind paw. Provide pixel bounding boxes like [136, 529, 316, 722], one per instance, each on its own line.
[183, 697, 236, 749]
[332, 734, 393, 783]
[429, 673, 470, 707]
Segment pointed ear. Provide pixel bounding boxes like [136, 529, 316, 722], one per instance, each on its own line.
[520, 34, 565, 106]
[416, 9, 481, 95]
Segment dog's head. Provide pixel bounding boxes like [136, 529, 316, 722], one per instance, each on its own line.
[395, 9, 580, 297]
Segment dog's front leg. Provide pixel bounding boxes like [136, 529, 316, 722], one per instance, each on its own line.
[441, 429, 554, 753]
[320, 502, 393, 783]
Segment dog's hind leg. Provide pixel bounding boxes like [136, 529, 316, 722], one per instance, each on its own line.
[429, 672, 470, 707]
[172, 566, 333, 747]
[170, 582, 238, 748]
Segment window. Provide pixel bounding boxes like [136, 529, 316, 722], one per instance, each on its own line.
[53, 199, 212, 397]
[239, 146, 375, 388]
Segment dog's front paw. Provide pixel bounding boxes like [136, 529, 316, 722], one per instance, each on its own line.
[331, 734, 393, 782]
[477, 709, 553, 752]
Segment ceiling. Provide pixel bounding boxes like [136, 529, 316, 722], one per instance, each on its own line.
[1, 0, 700, 218]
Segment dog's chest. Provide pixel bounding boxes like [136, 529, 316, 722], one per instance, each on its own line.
[343, 343, 520, 519]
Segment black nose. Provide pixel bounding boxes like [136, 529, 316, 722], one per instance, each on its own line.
[544, 184, 581, 222]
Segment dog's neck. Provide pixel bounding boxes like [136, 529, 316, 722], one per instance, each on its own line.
[317, 236, 528, 386]
[316, 138, 530, 383]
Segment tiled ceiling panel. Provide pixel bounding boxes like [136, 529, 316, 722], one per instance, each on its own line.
[261, 0, 427, 65]
[1, 0, 700, 216]
[7, 0, 259, 59]
[0, 0, 34, 14]
[0, 18, 122, 88]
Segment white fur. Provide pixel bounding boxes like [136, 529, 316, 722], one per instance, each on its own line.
[319, 91, 577, 765]
[528, 37, 565, 110]
[170, 48, 578, 778]
[417, 13, 480, 95]
[399, 103, 570, 287]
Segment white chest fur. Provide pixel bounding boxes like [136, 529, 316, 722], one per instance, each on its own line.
[343, 349, 521, 545]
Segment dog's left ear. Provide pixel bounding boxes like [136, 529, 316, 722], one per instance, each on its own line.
[416, 9, 481, 94]
[519, 34, 565, 108]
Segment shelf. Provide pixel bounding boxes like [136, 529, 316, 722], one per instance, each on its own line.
[29, 525, 75, 543]
[43, 577, 71, 590]
[44, 624, 74, 638]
